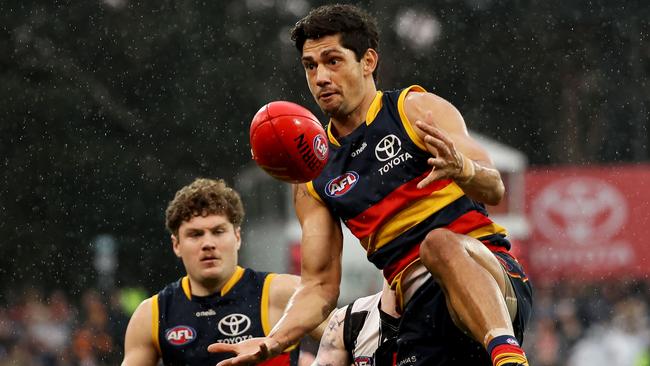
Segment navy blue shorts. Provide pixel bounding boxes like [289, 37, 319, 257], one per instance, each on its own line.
[394, 251, 533, 366]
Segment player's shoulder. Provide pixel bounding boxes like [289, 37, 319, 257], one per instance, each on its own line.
[349, 292, 382, 313]
[331, 305, 349, 320]
[267, 273, 300, 306]
[403, 88, 455, 115]
[130, 295, 155, 325]
[402, 87, 466, 133]
[269, 273, 300, 291]
[137, 295, 155, 309]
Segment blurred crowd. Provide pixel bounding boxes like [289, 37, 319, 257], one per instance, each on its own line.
[525, 278, 650, 366]
[1, 279, 649, 366]
[0, 288, 135, 366]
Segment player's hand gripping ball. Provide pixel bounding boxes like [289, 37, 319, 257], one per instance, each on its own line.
[250, 101, 329, 183]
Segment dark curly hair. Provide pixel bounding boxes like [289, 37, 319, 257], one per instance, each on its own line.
[290, 4, 380, 79]
[165, 178, 245, 235]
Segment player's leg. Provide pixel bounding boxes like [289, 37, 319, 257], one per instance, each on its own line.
[419, 228, 529, 366]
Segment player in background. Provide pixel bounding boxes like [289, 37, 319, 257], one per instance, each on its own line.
[210, 4, 532, 366]
[122, 178, 323, 366]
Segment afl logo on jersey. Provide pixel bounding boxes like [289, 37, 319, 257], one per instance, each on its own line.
[313, 134, 328, 161]
[165, 325, 196, 346]
[325, 171, 359, 197]
[218, 313, 251, 337]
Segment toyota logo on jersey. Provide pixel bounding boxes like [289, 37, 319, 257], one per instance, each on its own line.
[325, 171, 359, 197]
[218, 313, 251, 337]
[375, 134, 413, 176]
[375, 134, 402, 162]
[165, 325, 196, 346]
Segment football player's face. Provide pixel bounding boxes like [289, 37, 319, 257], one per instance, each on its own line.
[172, 214, 240, 291]
[301, 34, 366, 118]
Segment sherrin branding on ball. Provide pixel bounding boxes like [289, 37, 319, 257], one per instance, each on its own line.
[249, 101, 328, 183]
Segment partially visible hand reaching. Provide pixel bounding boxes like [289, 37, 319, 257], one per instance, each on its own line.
[415, 113, 473, 189]
[208, 337, 282, 366]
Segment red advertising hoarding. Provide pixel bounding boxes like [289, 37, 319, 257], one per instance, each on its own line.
[525, 164, 650, 281]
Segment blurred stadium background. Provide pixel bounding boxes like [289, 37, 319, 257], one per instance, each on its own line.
[1, 0, 649, 365]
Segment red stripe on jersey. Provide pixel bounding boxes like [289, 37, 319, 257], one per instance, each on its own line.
[346, 175, 453, 238]
[383, 243, 421, 284]
[445, 210, 493, 234]
[484, 242, 508, 253]
[381, 211, 497, 283]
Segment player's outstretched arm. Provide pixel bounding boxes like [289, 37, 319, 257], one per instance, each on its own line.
[269, 183, 343, 346]
[268, 273, 301, 324]
[309, 308, 335, 341]
[268, 272, 333, 341]
[121, 298, 160, 366]
[404, 91, 505, 205]
[208, 184, 343, 365]
[310, 307, 350, 366]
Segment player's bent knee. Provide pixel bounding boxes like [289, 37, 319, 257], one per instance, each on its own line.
[420, 228, 463, 271]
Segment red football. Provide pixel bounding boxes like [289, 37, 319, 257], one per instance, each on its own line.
[250, 101, 329, 183]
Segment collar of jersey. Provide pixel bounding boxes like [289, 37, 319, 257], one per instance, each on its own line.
[327, 90, 383, 147]
[181, 266, 245, 300]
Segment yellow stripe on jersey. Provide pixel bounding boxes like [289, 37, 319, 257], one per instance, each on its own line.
[181, 267, 244, 299]
[260, 273, 299, 353]
[306, 181, 323, 204]
[326, 122, 340, 147]
[367, 183, 465, 253]
[221, 266, 245, 296]
[284, 343, 299, 352]
[181, 276, 191, 300]
[365, 91, 384, 125]
[261, 273, 276, 336]
[326, 91, 384, 146]
[397, 85, 428, 151]
[151, 295, 162, 356]
[466, 222, 508, 240]
[390, 260, 425, 314]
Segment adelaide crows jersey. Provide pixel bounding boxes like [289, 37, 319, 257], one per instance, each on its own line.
[307, 86, 509, 284]
[152, 266, 298, 366]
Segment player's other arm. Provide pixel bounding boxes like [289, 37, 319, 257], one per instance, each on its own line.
[269, 183, 343, 349]
[121, 297, 159, 366]
[404, 92, 505, 205]
[270, 273, 333, 341]
[207, 185, 343, 366]
[268, 274, 301, 323]
[310, 307, 350, 366]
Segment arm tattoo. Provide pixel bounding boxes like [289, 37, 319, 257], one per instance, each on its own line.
[327, 315, 344, 332]
[314, 311, 349, 366]
[292, 184, 309, 204]
[319, 312, 343, 350]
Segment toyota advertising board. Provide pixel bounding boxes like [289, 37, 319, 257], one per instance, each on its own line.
[525, 164, 650, 281]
